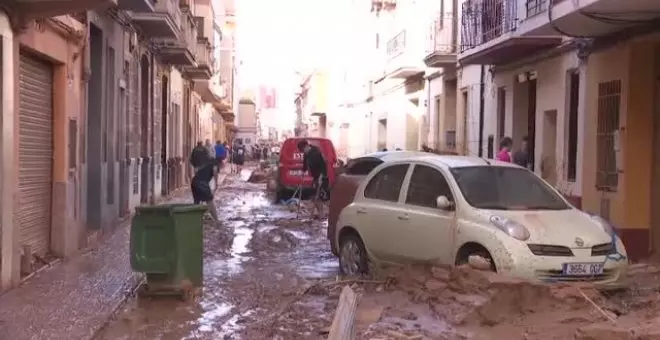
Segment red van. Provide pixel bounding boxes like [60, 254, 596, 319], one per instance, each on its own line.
[275, 137, 338, 202]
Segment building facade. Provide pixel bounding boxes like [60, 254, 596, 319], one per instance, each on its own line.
[456, 0, 660, 260]
[0, 0, 238, 292]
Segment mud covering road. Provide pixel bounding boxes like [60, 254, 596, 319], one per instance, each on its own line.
[96, 172, 660, 340]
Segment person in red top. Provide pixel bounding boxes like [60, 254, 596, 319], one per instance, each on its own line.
[496, 137, 513, 162]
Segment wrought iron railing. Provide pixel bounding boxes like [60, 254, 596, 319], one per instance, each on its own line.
[526, 0, 547, 18]
[460, 0, 517, 52]
[386, 30, 406, 58]
[525, 0, 566, 18]
[428, 12, 458, 54]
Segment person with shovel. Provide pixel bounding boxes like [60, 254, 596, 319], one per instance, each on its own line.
[190, 159, 219, 222]
[298, 139, 329, 219]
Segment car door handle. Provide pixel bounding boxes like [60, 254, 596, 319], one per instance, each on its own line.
[357, 208, 367, 214]
[397, 214, 409, 220]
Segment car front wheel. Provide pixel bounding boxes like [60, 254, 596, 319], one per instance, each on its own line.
[339, 232, 369, 275]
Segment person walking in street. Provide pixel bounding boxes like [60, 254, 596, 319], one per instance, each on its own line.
[496, 137, 513, 162]
[214, 140, 227, 191]
[298, 139, 329, 219]
[513, 135, 532, 170]
[190, 159, 219, 222]
[232, 140, 246, 174]
[190, 141, 210, 177]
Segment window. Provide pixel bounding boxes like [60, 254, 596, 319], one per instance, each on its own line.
[364, 164, 409, 202]
[596, 80, 621, 191]
[450, 166, 570, 210]
[566, 70, 579, 181]
[406, 165, 453, 208]
[346, 158, 383, 175]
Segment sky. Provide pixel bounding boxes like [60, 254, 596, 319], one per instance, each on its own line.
[236, 0, 337, 85]
[229, 0, 344, 130]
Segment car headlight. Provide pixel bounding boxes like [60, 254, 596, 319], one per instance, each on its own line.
[590, 214, 615, 235]
[490, 215, 530, 241]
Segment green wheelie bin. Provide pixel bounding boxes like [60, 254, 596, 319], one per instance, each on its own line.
[130, 204, 207, 297]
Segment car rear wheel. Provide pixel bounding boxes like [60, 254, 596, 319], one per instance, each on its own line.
[339, 232, 369, 275]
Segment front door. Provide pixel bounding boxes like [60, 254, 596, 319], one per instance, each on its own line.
[400, 164, 455, 264]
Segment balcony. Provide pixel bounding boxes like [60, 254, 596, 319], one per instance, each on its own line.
[459, 0, 561, 65]
[371, 0, 396, 13]
[6, 0, 117, 20]
[117, 0, 153, 12]
[128, 0, 181, 39]
[153, 8, 195, 66]
[424, 12, 458, 68]
[519, 0, 660, 37]
[182, 40, 213, 80]
[385, 30, 424, 79]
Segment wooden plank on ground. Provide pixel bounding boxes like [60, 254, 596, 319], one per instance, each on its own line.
[328, 285, 359, 340]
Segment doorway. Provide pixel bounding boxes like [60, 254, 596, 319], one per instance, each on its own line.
[527, 79, 537, 171]
[377, 118, 387, 151]
[161, 75, 168, 196]
[86, 24, 103, 230]
[541, 110, 557, 185]
[140, 55, 150, 203]
[651, 46, 660, 252]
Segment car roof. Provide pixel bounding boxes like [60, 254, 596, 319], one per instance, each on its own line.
[359, 152, 521, 168]
[420, 155, 522, 169]
[361, 151, 430, 160]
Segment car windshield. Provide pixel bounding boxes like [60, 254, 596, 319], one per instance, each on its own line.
[449, 166, 570, 210]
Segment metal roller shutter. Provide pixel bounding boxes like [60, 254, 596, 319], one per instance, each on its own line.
[18, 53, 53, 256]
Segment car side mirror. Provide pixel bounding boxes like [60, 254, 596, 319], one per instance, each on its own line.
[436, 196, 454, 211]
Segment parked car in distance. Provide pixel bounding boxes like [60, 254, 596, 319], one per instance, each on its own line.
[333, 154, 628, 287]
[274, 137, 338, 202]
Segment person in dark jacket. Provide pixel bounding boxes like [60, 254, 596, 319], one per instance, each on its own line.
[298, 139, 329, 219]
[232, 140, 246, 173]
[190, 141, 210, 178]
[191, 160, 218, 221]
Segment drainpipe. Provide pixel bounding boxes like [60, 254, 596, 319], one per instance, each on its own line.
[478, 65, 485, 157]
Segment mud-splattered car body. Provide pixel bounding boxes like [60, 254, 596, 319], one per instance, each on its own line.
[334, 155, 628, 287]
[328, 151, 431, 255]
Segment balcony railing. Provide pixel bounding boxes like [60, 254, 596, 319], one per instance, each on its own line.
[371, 0, 396, 13]
[460, 0, 517, 52]
[386, 30, 406, 58]
[428, 12, 458, 54]
[155, 0, 181, 30]
[195, 41, 212, 67]
[525, 0, 566, 18]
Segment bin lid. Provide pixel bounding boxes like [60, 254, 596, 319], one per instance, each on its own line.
[135, 203, 208, 215]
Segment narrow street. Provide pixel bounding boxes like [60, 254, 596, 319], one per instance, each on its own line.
[96, 172, 341, 339]
[94, 171, 660, 340]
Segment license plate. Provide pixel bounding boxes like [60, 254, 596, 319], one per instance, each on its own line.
[288, 170, 303, 176]
[562, 262, 604, 276]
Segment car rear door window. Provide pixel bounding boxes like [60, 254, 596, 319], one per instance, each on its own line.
[406, 165, 454, 208]
[347, 159, 383, 175]
[364, 164, 409, 202]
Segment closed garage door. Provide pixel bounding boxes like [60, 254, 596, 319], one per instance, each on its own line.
[18, 53, 53, 256]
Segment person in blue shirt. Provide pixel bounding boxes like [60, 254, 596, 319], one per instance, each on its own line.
[213, 140, 227, 191]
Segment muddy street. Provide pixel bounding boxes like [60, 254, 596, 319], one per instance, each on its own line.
[96, 172, 660, 340]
